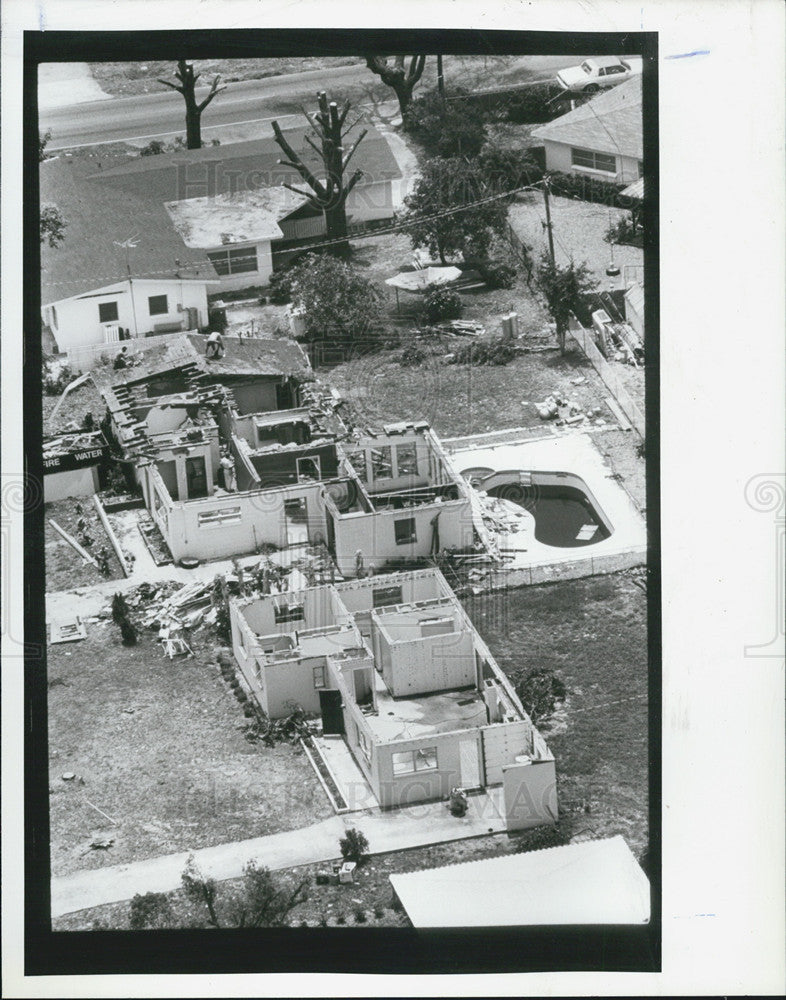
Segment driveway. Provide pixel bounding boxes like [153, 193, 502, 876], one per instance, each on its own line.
[38, 63, 111, 111]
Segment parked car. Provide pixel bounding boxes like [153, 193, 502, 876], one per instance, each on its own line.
[556, 56, 642, 93]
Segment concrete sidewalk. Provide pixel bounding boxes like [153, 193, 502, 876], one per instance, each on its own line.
[51, 789, 505, 918]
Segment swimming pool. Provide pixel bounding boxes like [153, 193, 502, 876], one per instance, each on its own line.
[471, 469, 613, 549]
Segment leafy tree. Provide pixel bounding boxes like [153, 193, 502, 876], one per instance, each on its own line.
[272, 91, 368, 258]
[180, 854, 306, 928]
[403, 87, 487, 158]
[40, 204, 66, 248]
[534, 253, 598, 354]
[478, 143, 542, 192]
[339, 827, 370, 865]
[228, 860, 307, 928]
[364, 55, 427, 118]
[157, 61, 227, 149]
[129, 891, 174, 929]
[289, 254, 381, 342]
[398, 157, 509, 264]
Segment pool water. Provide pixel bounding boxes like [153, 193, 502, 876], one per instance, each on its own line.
[487, 482, 612, 548]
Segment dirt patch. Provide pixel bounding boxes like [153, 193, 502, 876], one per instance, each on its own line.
[45, 497, 125, 590]
[47, 625, 333, 877]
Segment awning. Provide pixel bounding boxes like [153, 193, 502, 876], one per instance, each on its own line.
[620, 177, 644, 201]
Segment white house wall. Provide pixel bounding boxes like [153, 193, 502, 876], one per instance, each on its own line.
[45, 279, 209, 352]
[542, 139, 641, 184]
[332, 499, 474, 577]
[43, 465, 99, 502]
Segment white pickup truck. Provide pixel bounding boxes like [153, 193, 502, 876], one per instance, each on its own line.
[556, 56, 643, 94]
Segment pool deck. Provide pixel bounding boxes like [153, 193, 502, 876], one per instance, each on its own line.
[447, 429, 647, 587]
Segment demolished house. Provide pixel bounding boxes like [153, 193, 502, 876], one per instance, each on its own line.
[103, 334, 477, 575]
[230, 566, 557, 816]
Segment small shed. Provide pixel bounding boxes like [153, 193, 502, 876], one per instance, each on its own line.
[389, 835, 650, 927]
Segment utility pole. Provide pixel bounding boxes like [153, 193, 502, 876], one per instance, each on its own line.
[437, 54, 445, 102]
[542, 175, 556, 264]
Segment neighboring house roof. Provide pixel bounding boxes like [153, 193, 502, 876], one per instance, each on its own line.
[40, 153, 216, 305]
[121, 333, 312, 383]
[389, 835, 650, 927]
[89, 124, 402, 207]
[532, 77, 642, 159]
[165, 187, 309, 248]
[621, 177, 644, 200]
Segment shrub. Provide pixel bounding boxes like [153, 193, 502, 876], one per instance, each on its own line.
[336, 914, 346, 925]
[42, 361, 74, 396]
[424, 286, 462, 323]
[514, 823, 569, 853]
[268, 267, 296, 304]
[373, 904, 385, 919]
[494, 83, 563, 125]
[120, 619, 138, 646]
[515, 667, 566, 723]
[449, 339, 516, 366]
[339, 827, 370, 866]
[604, 214, 643, 247]
[354, 908, 367, 923]
[548, 170, 626, 207]
[129, 891, 174, 929]
[140, 139, 167, 157]
[477, 259, 517, 290]
[111, 592, 130, 625]
[397, 343, 427, 367]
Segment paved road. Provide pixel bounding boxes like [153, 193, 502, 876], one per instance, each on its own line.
[40, 63, 383, 149]
[40, 56, 582, 150]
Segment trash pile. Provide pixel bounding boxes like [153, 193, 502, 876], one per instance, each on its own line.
[533, 387, 607, 428]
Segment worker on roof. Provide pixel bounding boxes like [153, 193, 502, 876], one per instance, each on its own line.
[205, 330, 225, 360]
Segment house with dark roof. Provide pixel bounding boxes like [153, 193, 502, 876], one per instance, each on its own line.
[40, 125, 403, 352]
[40, 153, 216, 355]
[532, 77, 642, 184]
[89, 124, 402, 288]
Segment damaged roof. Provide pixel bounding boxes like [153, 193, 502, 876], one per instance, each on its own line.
[120, 333, 313, 382]
[164, 187, 310, 247]
[532, 77, 642, 159]
[40, 152, 216, 304]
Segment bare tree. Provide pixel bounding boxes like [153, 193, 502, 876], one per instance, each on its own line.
[364, 55, 427, 118]
[272, 91, 368, 258]
[157, 60, 226, 149]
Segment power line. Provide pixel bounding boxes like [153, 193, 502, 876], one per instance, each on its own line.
[42, 178, 546, 291]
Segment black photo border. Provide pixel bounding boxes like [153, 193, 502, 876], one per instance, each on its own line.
[23, 26, 660, 978]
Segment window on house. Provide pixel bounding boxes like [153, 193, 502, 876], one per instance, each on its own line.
[570, 148, 617, 174]
[394, 517, 417, 545]
[207, 246, 258, 276]
[197, 506, 242, 528]
[148, 294, 168, 316]
[395, 442, 418, 477]
[415, 747, 438, 771]
[98, 301, 119, 323]
[347, 450, 368, 484]
[274, 603, 305, 624]
[372, 585, 403, 608]
[313, 665, 326, 689]
[296, 456, 321, 481]
[370, 446, 393, 481]
[391, 751, 416, 775]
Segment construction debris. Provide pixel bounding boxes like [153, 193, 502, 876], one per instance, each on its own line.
[48, 518, 99, 567]
[50, 617, 87, 644]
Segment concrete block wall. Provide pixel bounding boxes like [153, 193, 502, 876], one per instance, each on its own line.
[481, 719, 533, 785]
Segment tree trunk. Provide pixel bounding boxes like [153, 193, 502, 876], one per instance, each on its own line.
[184, 101, 201, 149]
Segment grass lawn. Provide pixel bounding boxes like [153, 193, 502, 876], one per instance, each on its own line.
[47, 624, 333, 877]
[462, 572, 649, 856]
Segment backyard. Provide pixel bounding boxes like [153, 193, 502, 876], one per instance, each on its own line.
[47, 622, 333, 878]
